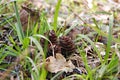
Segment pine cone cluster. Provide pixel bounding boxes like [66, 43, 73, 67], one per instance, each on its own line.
[40, 30, 76, 58]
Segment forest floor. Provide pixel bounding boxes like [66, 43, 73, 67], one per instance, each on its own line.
[0, 0, 120, 80]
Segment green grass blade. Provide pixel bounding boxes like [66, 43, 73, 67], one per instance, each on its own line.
[13, 1, 24, 43]
[15, 23, 24, 44]
[51, 71, 64, 80]
[39, 65, 47, 80]
[33, 22, 39, 35]
[27, 57, 39, 76]
[104, 15, 113, 63]
[29, 36, 44, 55]
[92, 18, 100, 29]
[53, 0, 62, 32]
[98, 64, 107, 79]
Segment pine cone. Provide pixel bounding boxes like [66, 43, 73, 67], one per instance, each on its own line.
[49, 30, 57, 44]
[59, 36, 75, 57]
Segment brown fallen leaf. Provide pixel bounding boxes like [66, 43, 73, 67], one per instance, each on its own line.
[45, 53, 75, 73]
